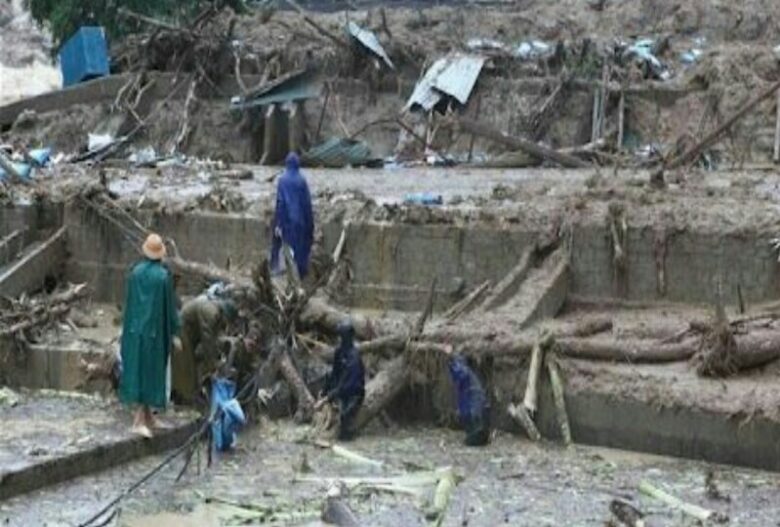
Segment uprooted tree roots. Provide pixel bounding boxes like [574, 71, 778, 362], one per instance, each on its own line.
[693, 318, 739, 377]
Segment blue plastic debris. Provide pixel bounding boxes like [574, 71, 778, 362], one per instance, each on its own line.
[28, 148, 52, 167]
[404, 193, 443, 205]
[210, 377, 246, 452]
[59, 27, 110, 88]
[679, 49, 702, 65]
[0, 161, 32, 183]
[621, 38, 671, 81]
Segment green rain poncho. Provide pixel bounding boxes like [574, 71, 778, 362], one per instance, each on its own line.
[119, 259, 180, 408]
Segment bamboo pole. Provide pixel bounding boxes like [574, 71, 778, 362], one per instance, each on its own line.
[638, 481, 718, 522]
[546, 353, 571, 445]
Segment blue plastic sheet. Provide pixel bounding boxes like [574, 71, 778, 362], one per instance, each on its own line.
[210, 377, 246, 452]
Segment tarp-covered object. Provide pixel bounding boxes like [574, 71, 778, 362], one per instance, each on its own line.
[59, 26, 109, 88]
[210, 377, 246, 452]
[119, 259, 180, 408]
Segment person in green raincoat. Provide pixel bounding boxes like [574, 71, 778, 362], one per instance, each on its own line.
[119, 233, 180, 438]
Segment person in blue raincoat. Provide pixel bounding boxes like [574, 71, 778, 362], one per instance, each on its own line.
[315, 319, 365, 441]
[271, 152, 314, 279]
[443, 344, 490, 446]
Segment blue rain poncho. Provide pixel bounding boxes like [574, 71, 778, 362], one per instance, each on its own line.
[448, 354, 488, 424]
[210, 377, 246, 452]
[271, 153, 314, 278]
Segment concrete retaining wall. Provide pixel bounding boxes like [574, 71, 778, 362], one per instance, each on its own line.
[62, 206, 780, 309]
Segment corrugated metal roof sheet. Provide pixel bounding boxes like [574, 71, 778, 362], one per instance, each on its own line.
[231, 68, 320, 109]
[301, 137, 378, 168]
[404, 54, 485, 112]
[404, 57, 449, 112]
[347, 22, 395, 70]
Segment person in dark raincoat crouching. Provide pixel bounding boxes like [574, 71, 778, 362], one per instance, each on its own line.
[315, 319, 365, 441]
[443, 344, 491, 446]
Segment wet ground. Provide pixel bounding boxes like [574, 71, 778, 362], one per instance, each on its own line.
[0, 389, 198, 500]
[4, 420, 780, 526]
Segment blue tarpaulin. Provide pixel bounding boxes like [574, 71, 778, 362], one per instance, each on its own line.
[210, 377, 246, 452]
[59, 27, 109, 88]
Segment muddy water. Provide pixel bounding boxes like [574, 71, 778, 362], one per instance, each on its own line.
[3, 421, 780, 526]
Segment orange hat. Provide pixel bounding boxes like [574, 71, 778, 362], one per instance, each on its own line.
[142, 233, 166, 261]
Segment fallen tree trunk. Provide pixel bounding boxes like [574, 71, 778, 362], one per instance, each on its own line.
[300, 297, 401, 340]
[666, 78, 780, 170]
[167, 256, 254, 290]
[279, 350, 316, 423]
[443, 280, 491, 321]
[454, 118, 590, 168]
[705, 329, 780, 373]
[354, 354, 407, 430]
[555, 337, 697, 362]
[475, 249, 534, 313]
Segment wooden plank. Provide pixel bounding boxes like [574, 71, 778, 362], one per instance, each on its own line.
[617, 91, 625, 151]
[0, 229, 26, 266]
[0, 226, 67, 298]
[774, 89, 780, 164]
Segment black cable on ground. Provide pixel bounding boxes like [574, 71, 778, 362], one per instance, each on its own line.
[78, 360, 270, 527]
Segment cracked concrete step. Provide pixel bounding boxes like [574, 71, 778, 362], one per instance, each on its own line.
[494, 246, 569, 329]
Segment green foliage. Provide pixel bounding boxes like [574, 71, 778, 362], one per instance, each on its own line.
[26, 0, 206, 50]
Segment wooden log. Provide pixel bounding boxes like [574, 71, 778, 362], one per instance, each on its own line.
[568, 317, 613, 338]
[279, 350, 315, 423]
[730, 329, 780, 371]
[300, 297, 398, 340]
[475, 248, 534, 312]
[443, 280, 491, 321]
[507, 403, 541, 441]
[556, 337, 696, 362]
[454, 118, 590, 168]
[774, 88, 780, 164]
[599, 63, 609, 139]
[117, 7, 184, 32]
[546, 353, 571, 446]
[616, 91, 625, 151]
[666, 78, 780, 169]
[591, 85, 601, 143]
[522, 340, 545, 414]
[355, 354, 407, 430]
[167, 256, 254, 290]
[284, 0, 349, 48]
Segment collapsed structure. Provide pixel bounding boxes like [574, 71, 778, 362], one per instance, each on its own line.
[2, 0, 780, 525]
